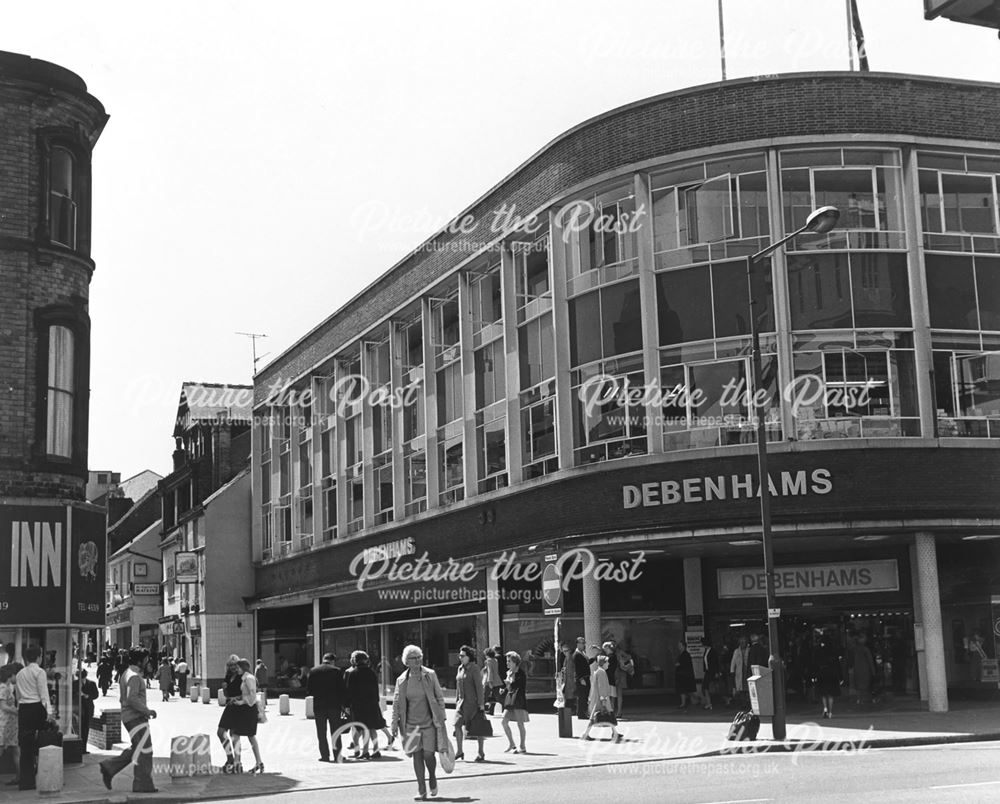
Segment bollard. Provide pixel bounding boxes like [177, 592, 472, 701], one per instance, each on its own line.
[305, 695, 314, 719]
[190, 733, 212, 776]
[170, 735, 192, 778]
[201, 687, 211, 704]
[279, 694, 290, 715]
[257, 691, 267, 711]
[218, 688, 227, 707]
[190, 685, 199, 702]
[36, 745, 63, 793]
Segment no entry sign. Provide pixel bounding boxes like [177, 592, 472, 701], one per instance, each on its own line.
[542, 555, 562, 616]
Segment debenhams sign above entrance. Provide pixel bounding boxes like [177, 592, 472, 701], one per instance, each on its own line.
[718, 560, 900, 598]
[623, 468, 832, 508]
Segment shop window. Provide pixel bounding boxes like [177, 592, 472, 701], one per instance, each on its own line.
[438, 431, 464, 505]
[940, 173, 997, 234]
[925, 255, 979, 330]
[521, 385, 558, 478]
[934, 350, 1000, 438]
[573, 356, 647, 464]
[476, 407, 507, 492]
[46, 325, 74, 457]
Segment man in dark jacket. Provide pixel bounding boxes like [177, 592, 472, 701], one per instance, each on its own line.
[747, 633, 770, 678]
[307, 653, 348, 762]
[572, 637, 591, 720]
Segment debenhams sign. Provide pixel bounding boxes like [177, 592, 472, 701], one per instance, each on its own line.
[622, 468, 832, 508]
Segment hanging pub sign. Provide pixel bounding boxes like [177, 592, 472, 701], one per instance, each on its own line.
[0, 503, 106, 627]
[175, 552, 199, 584]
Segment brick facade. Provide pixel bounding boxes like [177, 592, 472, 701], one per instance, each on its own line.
[0, 52, 108, 499]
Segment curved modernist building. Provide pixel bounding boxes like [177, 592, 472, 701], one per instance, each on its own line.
[252, 72, 1000, 706]
[0, 51, 108, 746]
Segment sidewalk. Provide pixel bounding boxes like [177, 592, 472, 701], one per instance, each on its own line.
[2, 686, 1000, 803]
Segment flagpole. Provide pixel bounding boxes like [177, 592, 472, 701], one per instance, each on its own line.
[718, 0, 727, 81]
[846, 0, 855, 71]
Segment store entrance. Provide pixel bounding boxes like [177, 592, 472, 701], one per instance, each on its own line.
[710, 608, 916, 700]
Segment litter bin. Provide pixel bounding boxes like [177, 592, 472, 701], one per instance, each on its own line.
[747, 664, 774, 717]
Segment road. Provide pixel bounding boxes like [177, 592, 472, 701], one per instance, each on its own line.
[200, 742, 1000, 803]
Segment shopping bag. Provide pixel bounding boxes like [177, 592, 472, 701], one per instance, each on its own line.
[465, 710, 494, 738]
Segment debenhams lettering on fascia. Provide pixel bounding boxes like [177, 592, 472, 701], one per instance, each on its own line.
[622, 468, 832, 508]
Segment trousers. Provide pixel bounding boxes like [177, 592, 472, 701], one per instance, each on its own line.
[100, 717, 155, 792]
[314, 708, 346, 760]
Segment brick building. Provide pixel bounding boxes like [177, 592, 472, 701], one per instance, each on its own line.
[248, 71, 1000, 710]
[157, 383, 254, 689]
[0, 51, 108, 748]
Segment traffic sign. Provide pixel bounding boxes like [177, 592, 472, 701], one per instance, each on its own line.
[542, 560, 562, 616]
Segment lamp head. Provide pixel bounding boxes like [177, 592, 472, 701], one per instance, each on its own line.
[804, 205, 840, 234]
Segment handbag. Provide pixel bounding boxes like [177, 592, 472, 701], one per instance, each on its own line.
[465, 710, 494, 738]
[592, 710, 617, 725]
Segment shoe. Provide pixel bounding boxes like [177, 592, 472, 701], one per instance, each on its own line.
[248, 763, 265, 774]
[582, 735, 594, 741]
[614, 733, 624, 743]
[515, 747, 526, 754]
[100, 764, 113, 790]
[455, 751, 464, 760]
[475, 754, 485, 762]
[504, 745, 516, 752]
[429, 781, 438, 797]
[415, 794, 427, 802]
[223, 757, 235, 774]
[372, 751, 382, 759]
[318, 756, 331, 763]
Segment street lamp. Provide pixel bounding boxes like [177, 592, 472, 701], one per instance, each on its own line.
[746, 205, 839, 741]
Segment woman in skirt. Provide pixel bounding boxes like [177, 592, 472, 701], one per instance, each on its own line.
[229, 659, 264, 773]
[391, 645, 447, 801]
[345, 650, 386, 759]
[217, 655, 244, 772]
[453, 645, 486, 762]
[580, 654, 623, 742]
[500, 651, 529, 754]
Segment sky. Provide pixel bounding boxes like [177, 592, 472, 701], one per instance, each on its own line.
[4, 1, 1000, 479]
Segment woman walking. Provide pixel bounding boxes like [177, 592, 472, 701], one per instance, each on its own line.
[345, 650, 386, 759]
[482, 648, 502, 715]
[500, 651, 529, 754]
[0, 663, 22, 786]
[229, 659, 264, 773]
[674, 641, 696, 711]
[156, 658, 173, 702]
[453, 645, 486, 762]
[580, 655, 623, 742]
[391, 645, 446, 801]
[217, 655, 244, 772]
[614, 645, 634, 718]
[814, 642, 843, 719]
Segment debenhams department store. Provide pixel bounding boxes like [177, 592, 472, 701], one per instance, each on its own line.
[249, 73, 1000, 705]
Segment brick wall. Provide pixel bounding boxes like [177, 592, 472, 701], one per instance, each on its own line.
[0, 52, 107, 500]
[255, 72, 1000, 401]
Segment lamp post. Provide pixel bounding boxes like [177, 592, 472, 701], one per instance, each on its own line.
[746, 205, 839, 741]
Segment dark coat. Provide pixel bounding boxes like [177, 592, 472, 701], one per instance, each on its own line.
[308, 662, 347, 711]
[747, 642, 769, 673]
[703, 646, 720, 681]
[573, 651, 591, 689]
[344, 665, 385, 730]
[675, 650, 696, 694]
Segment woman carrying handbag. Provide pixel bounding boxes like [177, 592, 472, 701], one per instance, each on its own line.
[500, 652, 529, 754]
[453, 645, 487, 763]
[229, 659, 265, 774]
[580, 655, 623, 742]
[391, 645, 447, 801]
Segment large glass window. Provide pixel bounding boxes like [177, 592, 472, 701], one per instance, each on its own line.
[514, 236, 551, 324]
[780, 149, 904, 250]
[438, 426, 464, 505]
[518, 313, 555, 390]
[934, 347, 1000, 438]
[46, 325, 74, 457]
[572, 354, 647, 465]
[925, 255, 989, 331]
[789, 253, 911, 331]
[790, 342, 919, 439]
[569, 280, 642, 366]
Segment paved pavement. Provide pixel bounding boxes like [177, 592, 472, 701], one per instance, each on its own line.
[2, 681, 1000, 803]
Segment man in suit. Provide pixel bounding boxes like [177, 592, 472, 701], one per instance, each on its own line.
[572, 637, 592, 720]
[77, 670, 100, 753]
[307, 652, 348, 762]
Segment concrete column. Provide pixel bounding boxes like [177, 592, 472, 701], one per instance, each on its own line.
[684, 558, 704, 680]
[915, 533, 948, 712]
[486, 570, 502, 647]
[909, 542, 929, 702]
[500, 244, 523, 482]
[634, 172, 662, 456]
[583, 571, 602, 653]
[312, 597, 322, 667]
